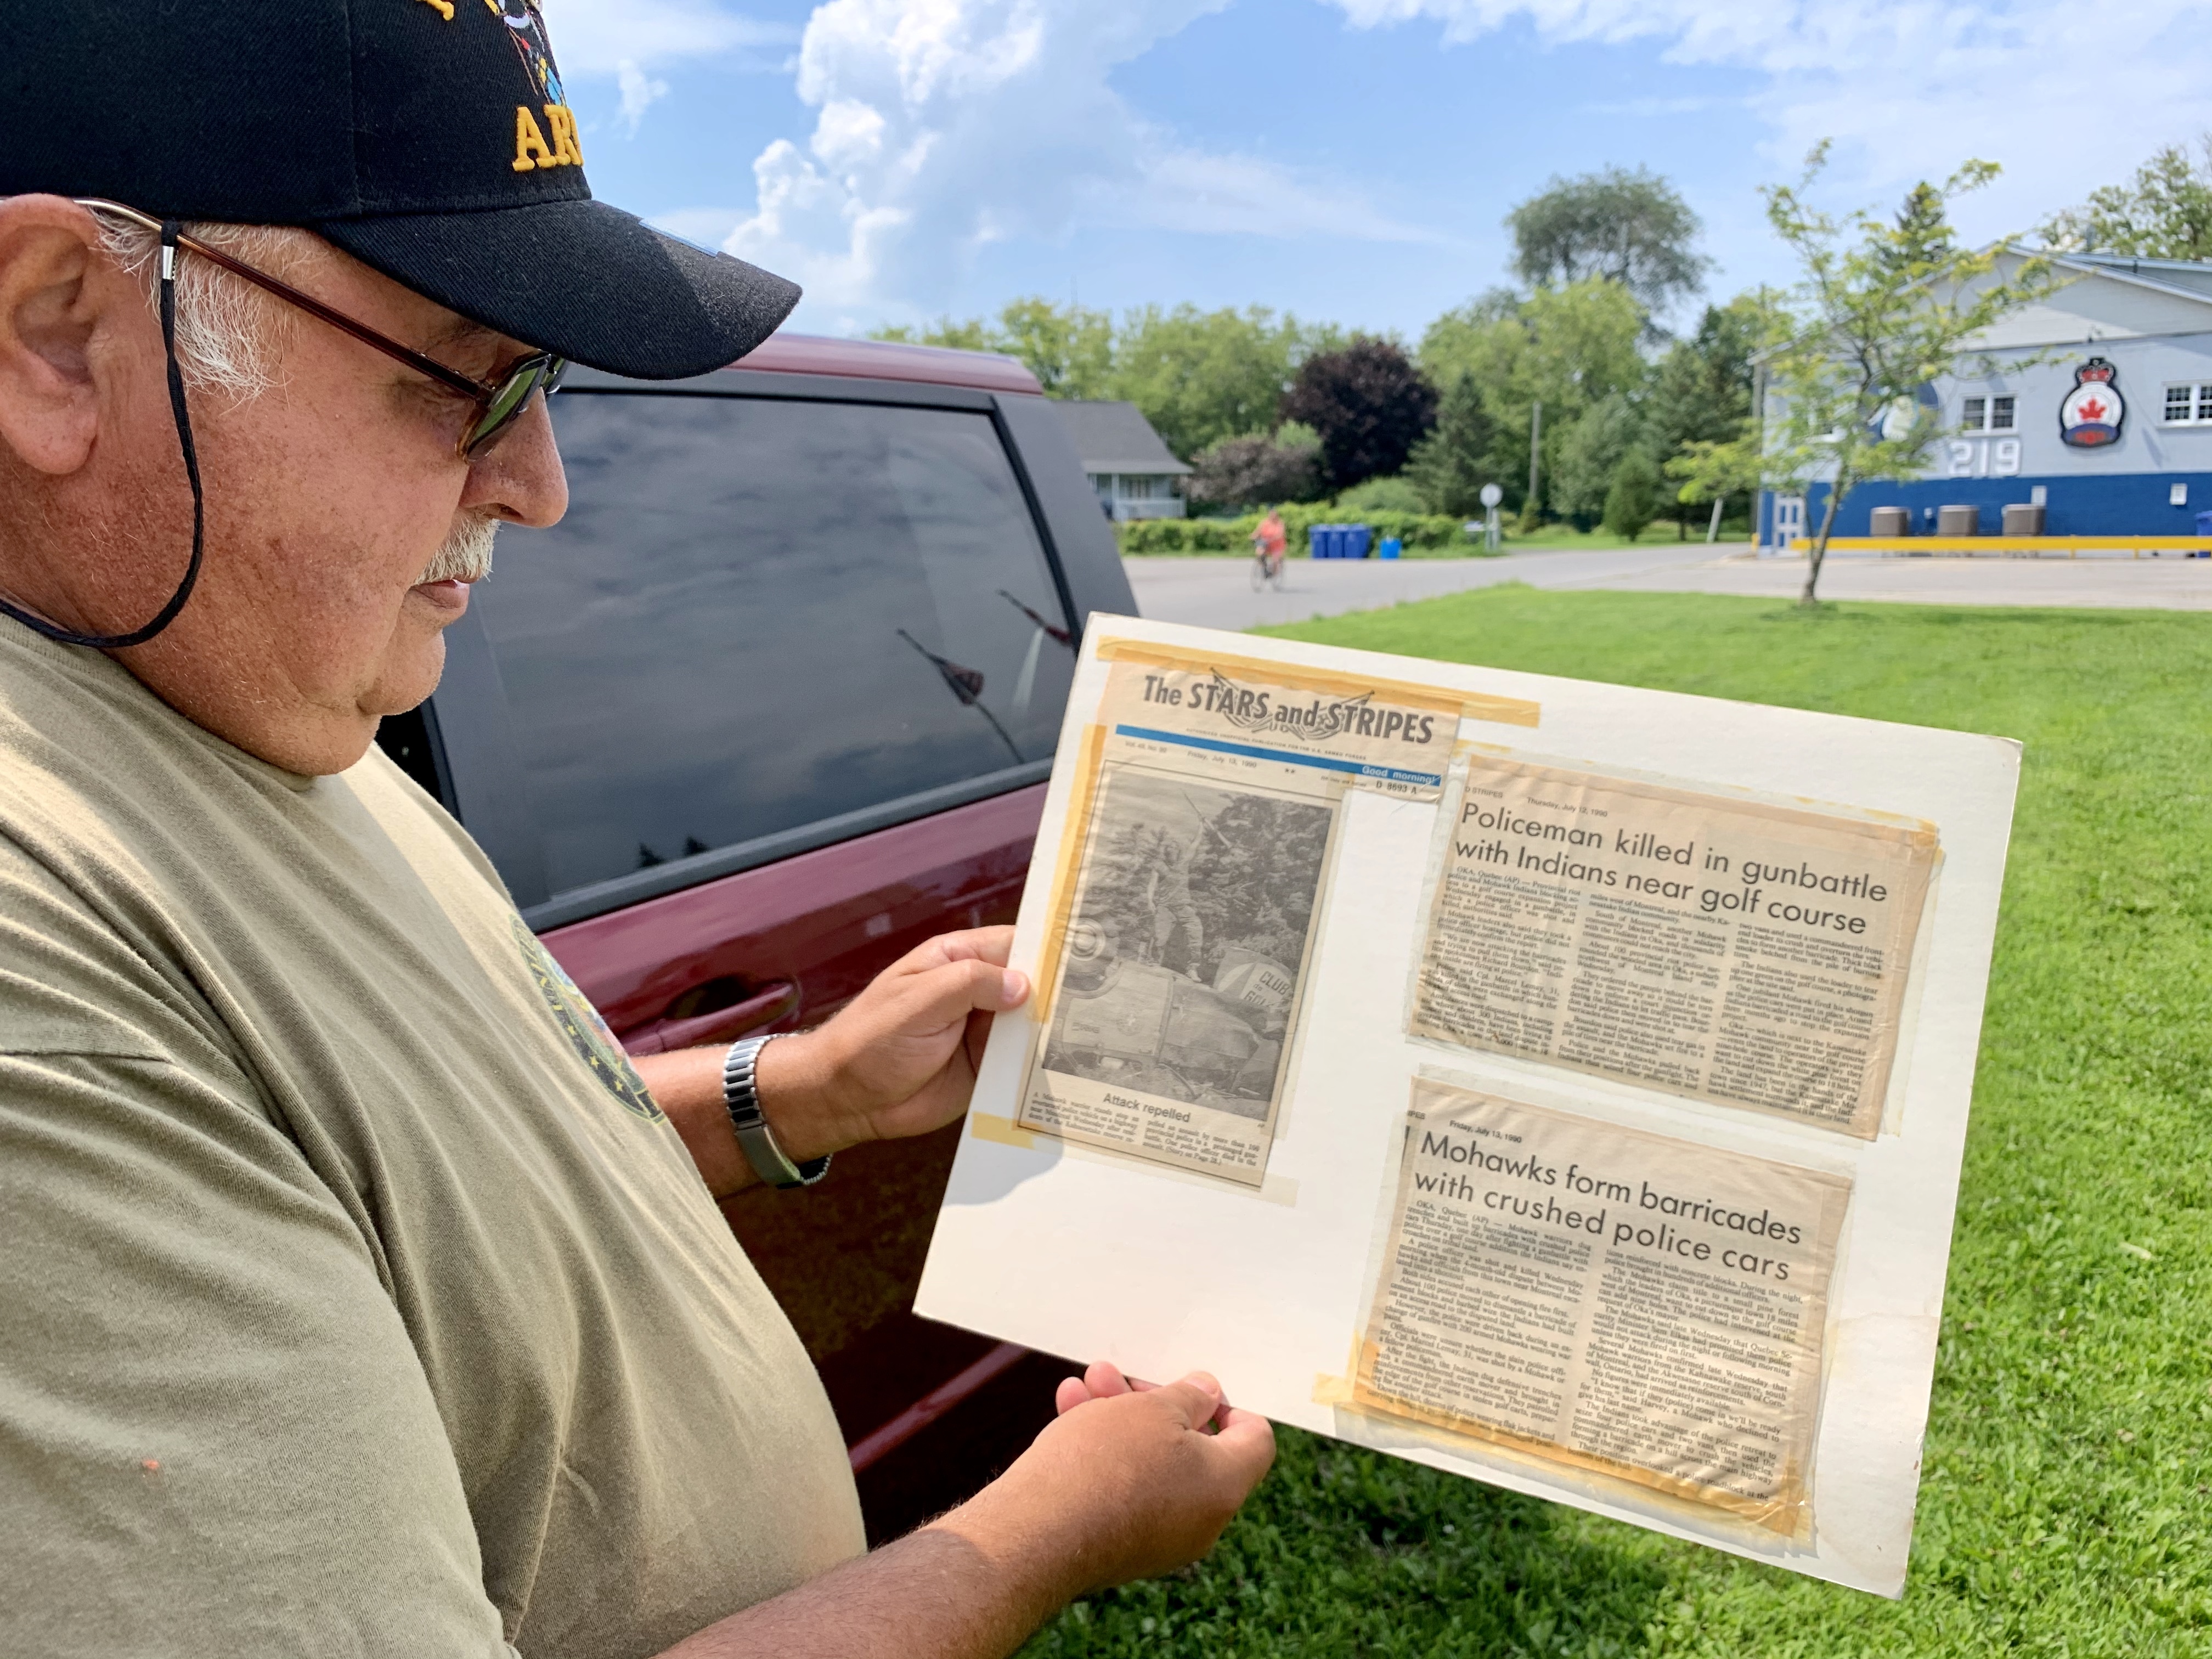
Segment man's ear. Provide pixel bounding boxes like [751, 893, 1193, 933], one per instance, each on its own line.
[0, 195, 126, 476]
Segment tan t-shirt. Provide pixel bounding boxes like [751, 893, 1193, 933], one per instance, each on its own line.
[0, 620, 865, 1658]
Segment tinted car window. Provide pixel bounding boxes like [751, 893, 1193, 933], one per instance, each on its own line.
[473, 393, 1076, 900]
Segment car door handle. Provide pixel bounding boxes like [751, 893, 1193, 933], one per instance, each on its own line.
[624, 980, 800, 1057]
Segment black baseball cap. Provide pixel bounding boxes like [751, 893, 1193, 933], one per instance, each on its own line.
[0, 1, 800, 379]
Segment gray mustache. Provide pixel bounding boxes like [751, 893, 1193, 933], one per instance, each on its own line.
[419, 516, 498, 585]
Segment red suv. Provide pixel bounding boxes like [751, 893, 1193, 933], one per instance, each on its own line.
[373, 334, 1135, 1540]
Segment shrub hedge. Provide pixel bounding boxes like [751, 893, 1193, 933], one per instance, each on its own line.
[1119, 506, 1480, 556]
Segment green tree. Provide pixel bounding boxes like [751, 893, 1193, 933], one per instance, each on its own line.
[1647, 291, 1774, 534]
[1404, 369, 1496, 517]
[994, 297, 1114, 398]
[1740, 143, 2053, 603]
[2044, 136, 2212, 258]
[1601, 448, 1661, 541]
[1551, 392, 1646, 527]
[1508, 166, 1709, 314]
[1419, 279, 1647, 520]
[871, 315, 993, 352]
[1884, 182, 1957, 274]
[1111, 305, 1335, 459]
[1666, 435, 1765, 543]
[870, 298, 1111, 397]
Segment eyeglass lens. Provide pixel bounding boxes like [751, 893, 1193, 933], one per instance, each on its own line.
[462, 356, 568, 458]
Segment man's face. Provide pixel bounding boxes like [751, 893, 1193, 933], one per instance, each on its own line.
[124, 237, 569, 771]
[0, 198, 568, 776]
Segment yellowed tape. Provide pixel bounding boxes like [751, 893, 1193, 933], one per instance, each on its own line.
[968, 1111, 1040, 1150]
[1026, 721, 1109, 1030]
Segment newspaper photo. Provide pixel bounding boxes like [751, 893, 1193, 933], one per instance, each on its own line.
[1015, 649, 1460, 1184]
[1410, 755, 1939, 1139]
[1351, 1079, 1852, 1531]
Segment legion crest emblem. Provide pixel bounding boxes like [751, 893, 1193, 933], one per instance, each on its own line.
[2059, 357, 2125, 448]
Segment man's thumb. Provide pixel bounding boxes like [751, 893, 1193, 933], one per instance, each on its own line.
[1158, 1372, 1225, 1429]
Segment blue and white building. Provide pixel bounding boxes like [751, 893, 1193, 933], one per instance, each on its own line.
[1758, 249, 2212, 548]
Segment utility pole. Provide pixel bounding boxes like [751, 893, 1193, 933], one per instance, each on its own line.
[1526, 400, 1542, 523]
[1752, 360, 1768, 550]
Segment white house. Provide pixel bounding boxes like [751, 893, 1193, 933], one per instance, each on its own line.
[1759, 249, 2212, 548]
[1051, 400, 1192, 521]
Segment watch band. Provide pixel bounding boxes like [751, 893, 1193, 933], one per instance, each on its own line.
[721, 1034, 831, 1189]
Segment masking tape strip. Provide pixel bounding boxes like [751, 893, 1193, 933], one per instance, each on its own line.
[1098, 640, 1541, 730]
[1027, 721, 1110, 1029]
[968, 1111, 1040, 1150]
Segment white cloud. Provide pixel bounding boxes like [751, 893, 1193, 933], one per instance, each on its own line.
[1328, 0, 2212, 251]
[615, 61, 673, 135]
[717, 0, 1431, 326]
[540, 0, 797, 77]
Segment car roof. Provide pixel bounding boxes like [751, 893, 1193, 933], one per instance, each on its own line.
[724, 332, 1044, 396]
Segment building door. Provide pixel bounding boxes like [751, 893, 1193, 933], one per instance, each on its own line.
[1773, 494, 1806, 549]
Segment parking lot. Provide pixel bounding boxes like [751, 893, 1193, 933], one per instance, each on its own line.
[1125, 546, 2212, 630]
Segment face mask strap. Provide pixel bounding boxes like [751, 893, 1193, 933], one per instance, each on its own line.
[0, 220, 207, 651]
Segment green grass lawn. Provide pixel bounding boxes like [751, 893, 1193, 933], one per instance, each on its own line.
[1020, 586, 2211, 1658]
[1494, 524, 1752, 554]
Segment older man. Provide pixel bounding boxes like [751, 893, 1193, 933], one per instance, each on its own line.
[0, 7, 1271, 1658]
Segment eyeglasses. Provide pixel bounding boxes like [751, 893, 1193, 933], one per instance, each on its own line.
[78, 199, 567, 460]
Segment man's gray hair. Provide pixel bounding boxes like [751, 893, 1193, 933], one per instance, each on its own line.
[93, 215, 312, 401]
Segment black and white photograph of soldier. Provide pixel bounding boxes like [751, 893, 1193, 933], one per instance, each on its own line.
[1041, 769, 1333, 1118]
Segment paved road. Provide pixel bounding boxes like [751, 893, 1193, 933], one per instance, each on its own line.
[1123, 546, 2212, 629]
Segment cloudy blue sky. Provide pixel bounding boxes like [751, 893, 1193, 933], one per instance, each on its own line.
[544, 0, 2212, 341]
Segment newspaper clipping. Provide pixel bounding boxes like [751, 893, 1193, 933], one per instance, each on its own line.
[1410, 756, 1938, 1139]
[1016, 652, 1459, 1184]
[1352, 1079, 1851, 1530]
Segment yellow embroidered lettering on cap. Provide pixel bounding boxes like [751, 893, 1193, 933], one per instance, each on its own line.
[512, 105, 556, 172]
[545, 103, 584, 167]
[415, 0, 455, 19]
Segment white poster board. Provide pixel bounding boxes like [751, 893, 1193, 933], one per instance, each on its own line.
[916, 616, 2019, 1597]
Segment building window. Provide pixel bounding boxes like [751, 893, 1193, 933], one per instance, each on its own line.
[1121, 475, 1159, 500]
[2162, 382, 2212, 424]
[1960, 394, 2016, 432]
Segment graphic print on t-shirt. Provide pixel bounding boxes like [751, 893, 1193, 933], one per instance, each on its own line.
[512, 915, 663, 1120]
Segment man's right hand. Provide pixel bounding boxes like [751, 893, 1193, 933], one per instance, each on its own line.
[978, 1365, 1276, 1595]
[657, 1369, 1273, 1659]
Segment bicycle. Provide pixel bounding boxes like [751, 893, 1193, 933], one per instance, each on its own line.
[1249, 536, 1285, 592]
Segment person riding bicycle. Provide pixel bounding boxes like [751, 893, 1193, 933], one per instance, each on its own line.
[1253, 507, 1288, 578]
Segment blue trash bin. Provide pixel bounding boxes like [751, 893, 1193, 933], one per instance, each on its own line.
[1347, 523, 1373, 560]
[1308, 524, 1331, 558]
[1378, 535, 1402, 561]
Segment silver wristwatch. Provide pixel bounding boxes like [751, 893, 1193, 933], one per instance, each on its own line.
[721, 1034, 831, 1189]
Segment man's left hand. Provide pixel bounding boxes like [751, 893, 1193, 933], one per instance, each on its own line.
[752, 926, 1028, 1163]
[630, 926, 1028, 1195]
